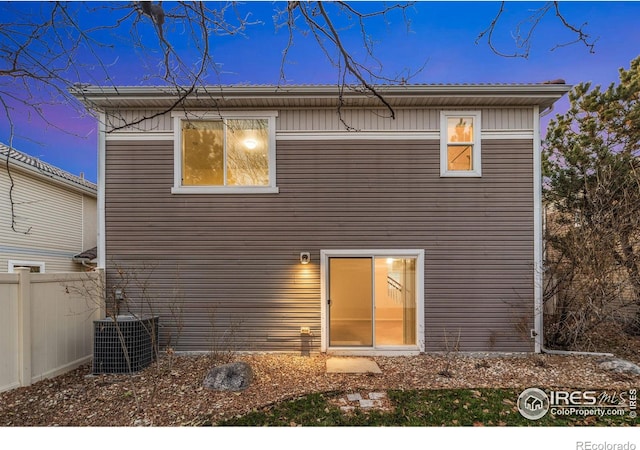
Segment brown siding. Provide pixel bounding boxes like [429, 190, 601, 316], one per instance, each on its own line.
[105, 138, 534, 352]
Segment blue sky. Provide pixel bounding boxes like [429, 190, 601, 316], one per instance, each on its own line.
[2, 1, 640, 183]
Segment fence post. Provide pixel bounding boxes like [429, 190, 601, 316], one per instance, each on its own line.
[16, 267, 32, 387]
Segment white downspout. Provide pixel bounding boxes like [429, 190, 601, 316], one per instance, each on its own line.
[534, 105, 613, 357]
[97, 112, 106, 270]
[533, 104, 544, 353]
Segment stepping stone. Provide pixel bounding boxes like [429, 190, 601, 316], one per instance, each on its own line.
[326, 357, 382, 374]
[359, 399, 375, 408]
[346, 393, 363, 401]
[369, 392, 386, 400]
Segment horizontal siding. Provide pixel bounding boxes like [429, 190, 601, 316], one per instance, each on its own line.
[0, 168, 88, 273]
[105, 138, 534, 353]
[277, 108, 533, 132]
[106, 110, 173, 133]
[0, 252, 78, 273]
[107, 108, 533, 133]
[482, 108, 534, 131]
[277, 108, 440, 132]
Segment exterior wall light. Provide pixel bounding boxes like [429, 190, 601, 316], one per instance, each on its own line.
[300, 252, 310, 264]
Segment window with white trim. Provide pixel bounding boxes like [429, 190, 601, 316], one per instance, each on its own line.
[8, 261, 45, 273]
[440, 111, 482, 177]
[172, 112, 278, 194]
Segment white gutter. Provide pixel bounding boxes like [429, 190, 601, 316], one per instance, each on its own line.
[74, 83, 574, 98]
[534, 104, 613, 358]
[72, 256, 97, 269]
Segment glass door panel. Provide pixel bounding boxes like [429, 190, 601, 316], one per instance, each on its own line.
[329, 258, 373, 347]
[374, 257, 416, 346]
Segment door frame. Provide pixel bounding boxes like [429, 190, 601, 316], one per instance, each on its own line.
[320, 249, 425, 354]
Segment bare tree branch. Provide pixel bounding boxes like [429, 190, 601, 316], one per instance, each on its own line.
[477, 1, 597, 58]
[1, 96, 32, 234]
[550, 2, 597, 54]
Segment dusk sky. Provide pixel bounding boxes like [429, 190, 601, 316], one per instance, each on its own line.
[2, 1, 640, 183]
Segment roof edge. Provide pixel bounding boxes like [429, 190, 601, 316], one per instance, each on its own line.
[0, 144, 97, 197]
[72, 83, 572, 110]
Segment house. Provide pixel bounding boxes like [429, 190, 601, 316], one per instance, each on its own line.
[74, 83, 570, 354]
[0, 144, 97, 272]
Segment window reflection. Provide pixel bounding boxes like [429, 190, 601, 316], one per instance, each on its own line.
[446, 117, 474, 171]
[182, 119, 269, 187]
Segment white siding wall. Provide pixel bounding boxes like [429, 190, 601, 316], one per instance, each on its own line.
[0, 167, 94, 272]
[106, 108, 534, 133]
[82, 194, 98, 251]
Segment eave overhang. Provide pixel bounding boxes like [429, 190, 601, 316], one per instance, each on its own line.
[72, 83, 572, 112]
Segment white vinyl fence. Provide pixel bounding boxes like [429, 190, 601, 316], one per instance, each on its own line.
[0, 268, 104, 393]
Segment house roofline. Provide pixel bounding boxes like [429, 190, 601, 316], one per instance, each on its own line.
[71, 83, 572, 111]
[0, 144, 97, 197]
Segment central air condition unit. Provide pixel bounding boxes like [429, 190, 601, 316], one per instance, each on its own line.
[93, 314, 159, 374]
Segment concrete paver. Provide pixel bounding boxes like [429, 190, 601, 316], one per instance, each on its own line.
[325, 357, 382, 374]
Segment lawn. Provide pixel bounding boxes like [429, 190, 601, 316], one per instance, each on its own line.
[216, 388, 637, 427]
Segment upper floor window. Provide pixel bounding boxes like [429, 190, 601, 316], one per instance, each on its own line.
[172, 112, 278, 194]
[440, 111, 481, 177]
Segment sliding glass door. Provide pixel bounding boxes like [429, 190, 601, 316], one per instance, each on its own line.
[328, 256, 417, 348]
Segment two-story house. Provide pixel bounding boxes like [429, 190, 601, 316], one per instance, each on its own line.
[74, 83, 570, 354]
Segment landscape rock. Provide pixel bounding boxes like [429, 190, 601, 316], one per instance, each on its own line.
[203, 361, 253, 391]
[597, 358, 640, 375]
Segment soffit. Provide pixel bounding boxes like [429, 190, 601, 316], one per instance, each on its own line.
[73, 84, 571, 111]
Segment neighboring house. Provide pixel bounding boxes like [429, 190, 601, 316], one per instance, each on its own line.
[0, 144, 97, 273]
[74, 83, 570, 354]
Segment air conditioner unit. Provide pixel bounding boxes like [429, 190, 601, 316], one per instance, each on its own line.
[93, 314, 159, 374]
